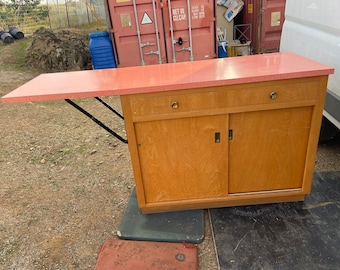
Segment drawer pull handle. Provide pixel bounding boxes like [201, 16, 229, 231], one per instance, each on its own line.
[171, 102, 179, 109]
[270, 92, 277, 99]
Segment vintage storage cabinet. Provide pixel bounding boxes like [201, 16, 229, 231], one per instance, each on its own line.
[2, 52, 334, 213]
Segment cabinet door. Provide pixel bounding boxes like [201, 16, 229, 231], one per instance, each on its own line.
[229, 107, 313, 194]
[135, 115, 228, 203]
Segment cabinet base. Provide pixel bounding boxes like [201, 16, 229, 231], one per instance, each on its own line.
[141, 194, 306, 214]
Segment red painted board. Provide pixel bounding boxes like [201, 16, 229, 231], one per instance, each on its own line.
[94, 239, 198, 270]
[2, 52, 334, 104]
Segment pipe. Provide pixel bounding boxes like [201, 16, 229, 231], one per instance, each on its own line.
[167, 0, 177, 63]
[152, 0, 162, 64]
[186, 0, 194, 61]
[132, 0, 145, 65]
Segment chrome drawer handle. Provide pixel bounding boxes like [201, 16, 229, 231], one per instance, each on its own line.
[171, 102, 179, 109]
[270, 92, 277, 99]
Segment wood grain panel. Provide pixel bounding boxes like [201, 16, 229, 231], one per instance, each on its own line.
[219, 79, 319, 108]
[228, 106, 313, 193]
[130, 91, 217, 116]
[135, 115, 228, 203]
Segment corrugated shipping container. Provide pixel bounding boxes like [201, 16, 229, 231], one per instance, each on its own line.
[237, 0, 286, 54]
[106, 0, 216, 67]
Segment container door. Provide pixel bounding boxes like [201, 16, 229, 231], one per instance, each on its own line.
[259, 0, 286, 53]
[238, 0, 285, 54]
[163, 0, 216, 63]
[107, 0, 216, 67]
[108, 0, 166, 67]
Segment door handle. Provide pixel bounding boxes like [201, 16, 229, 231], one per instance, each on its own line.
[215, 132, 221, 143]
[228, 130, 233, 140]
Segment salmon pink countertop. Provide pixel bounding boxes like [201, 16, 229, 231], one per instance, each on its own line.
[1, 52, 334, 104]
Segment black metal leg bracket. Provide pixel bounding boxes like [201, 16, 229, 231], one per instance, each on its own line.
[65, 98, 128, 144]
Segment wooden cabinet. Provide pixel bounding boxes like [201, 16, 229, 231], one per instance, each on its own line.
[3, 52, 332, 214]
[121, 76, 328, 213]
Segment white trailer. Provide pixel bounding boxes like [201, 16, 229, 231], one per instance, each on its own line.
[280, 0, 340, 140]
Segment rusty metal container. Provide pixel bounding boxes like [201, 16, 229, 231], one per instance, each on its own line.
[106, 0, 216, 67]
[237, 0, 286, 54]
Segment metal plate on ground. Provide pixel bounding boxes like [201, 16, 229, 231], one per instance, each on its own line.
[117, 188, 204, 244]
[95, 239, 198, 270]
[210, 172, 340, 270]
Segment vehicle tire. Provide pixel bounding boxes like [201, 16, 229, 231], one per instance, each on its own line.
[319, 116, 339, 142]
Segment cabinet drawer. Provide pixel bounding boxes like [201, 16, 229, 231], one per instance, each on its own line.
[130, 91, 217, 116]
[219, 80, 319, 107]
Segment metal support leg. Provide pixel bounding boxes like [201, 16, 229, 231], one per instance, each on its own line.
[65, 98, 128, 144]
[94, 97, 124, 120]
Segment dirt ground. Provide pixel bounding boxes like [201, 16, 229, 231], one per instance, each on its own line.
[0, 34, 339, 270]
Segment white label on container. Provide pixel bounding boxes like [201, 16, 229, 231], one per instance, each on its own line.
[172, 8, 187, 21]
[141, 12, 153, 25]
[191, 5, 205, 20]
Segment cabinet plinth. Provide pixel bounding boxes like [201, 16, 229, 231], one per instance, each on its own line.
[122, 76, 329, 213]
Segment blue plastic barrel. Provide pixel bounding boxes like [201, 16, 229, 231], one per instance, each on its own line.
[88, 32, 116, 69]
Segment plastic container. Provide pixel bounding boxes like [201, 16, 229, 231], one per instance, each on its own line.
[218, 41, 228, 58]
[0, 31, 14, 44]
[88, 32, 116, 69]
[9, 27, 24, 39]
